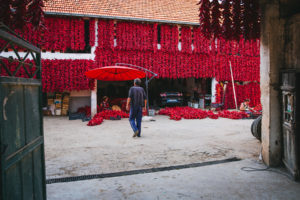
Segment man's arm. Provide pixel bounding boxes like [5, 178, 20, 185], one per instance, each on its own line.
[126, 98, 131, 111]
[240, 103, 245, 111]
[143, 89, 147, 111]
[144, 99, 147, 112]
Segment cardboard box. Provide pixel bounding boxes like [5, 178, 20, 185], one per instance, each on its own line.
[47, 99, 54, 105]
[56, 94, 62, 99]
[43, 110, 52, 116]
[61, 109, 68, 116]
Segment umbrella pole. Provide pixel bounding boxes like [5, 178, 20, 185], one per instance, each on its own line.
[115, 63, 157, 116]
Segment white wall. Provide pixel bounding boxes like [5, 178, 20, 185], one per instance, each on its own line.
[211, 78, 217, 103]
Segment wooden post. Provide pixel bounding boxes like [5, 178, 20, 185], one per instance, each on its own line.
[91, 80, 97, 117]
[229, 61, 238, 110]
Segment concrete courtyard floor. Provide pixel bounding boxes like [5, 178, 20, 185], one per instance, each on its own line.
[45, 116, 300, 199]
[47, 159, 300, 200]
[44, 115, 260, 179]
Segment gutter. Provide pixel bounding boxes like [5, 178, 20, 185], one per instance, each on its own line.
[45, 12, 200, 26]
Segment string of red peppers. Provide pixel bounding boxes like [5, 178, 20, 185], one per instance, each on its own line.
[215, 82, 261, 109]
[87, 110, 129, 126]
[13, 16, 91, 51]
[41, 59, 95, 92]
[158, 106, 249, 121]
[198, 0, 260, 40]
[1, 17, 261, 109]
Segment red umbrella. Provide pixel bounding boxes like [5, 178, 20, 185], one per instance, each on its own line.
[85, 66, 146, 81]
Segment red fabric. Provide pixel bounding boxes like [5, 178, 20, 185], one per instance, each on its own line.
[85, 66, 146, 81]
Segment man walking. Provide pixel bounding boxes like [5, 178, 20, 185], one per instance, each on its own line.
[126, 78, 147, 138]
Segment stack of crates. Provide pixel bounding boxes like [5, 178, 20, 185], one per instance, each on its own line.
[62, 95, 69, 116]
[54, 94, 62, 115]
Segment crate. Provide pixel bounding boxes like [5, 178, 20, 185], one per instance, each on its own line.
[61, 109, 68, 116]
[148, 109, 155, 116]
[47, 99, 54, 106]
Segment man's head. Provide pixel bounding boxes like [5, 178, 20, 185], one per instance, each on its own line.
[245, 99, 250, 105]
[134, 78, 141, 86]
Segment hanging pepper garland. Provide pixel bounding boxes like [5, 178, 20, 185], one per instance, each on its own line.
[198, 0, 259, 40]
[160, 24, 179, 52]
[0, 0, 45, 30]
[97, 19, 114, 49]
[242, 0, 251, 39]
[232, 0, 242, 40]
[181, 26, 192, 53]
[89, 19, 96, 47]
[14, 16, 86, 51]
[1, 17, 261, 109]
[198, 0, 211, 39]
[193, 27, 210, 54]
[153, 23, 158, 52]
[116, 21, 154, 51]
[215, 82, 261, 109]
[222, 0, 233, 40]
[211, 0, 221, 39]
[41, 59, 95, 92]
[0, 59, 37, 78]
[251, 0, 260, 39]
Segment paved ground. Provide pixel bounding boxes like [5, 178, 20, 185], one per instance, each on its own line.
[47, 159, 300, 200]
[44, 115, 260, 179]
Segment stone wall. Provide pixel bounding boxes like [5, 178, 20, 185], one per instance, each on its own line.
[260, 0, 300, 166]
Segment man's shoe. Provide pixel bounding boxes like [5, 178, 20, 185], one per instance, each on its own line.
[133, 130, 139, 137]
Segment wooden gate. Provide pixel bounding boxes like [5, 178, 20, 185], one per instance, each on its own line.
[0, 25, 46, 199]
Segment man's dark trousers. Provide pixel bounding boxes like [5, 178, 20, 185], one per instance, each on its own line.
[129, 106, 143, 137]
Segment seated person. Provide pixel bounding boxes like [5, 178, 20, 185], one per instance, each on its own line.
[240, 99, 251, 111]
[100, 96, 110, 110]
[240, 99, 255, 118]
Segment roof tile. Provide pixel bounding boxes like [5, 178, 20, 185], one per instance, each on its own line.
[44, 0, 200, 24]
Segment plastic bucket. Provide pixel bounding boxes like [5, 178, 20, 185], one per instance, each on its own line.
[148, 109, 155, 116]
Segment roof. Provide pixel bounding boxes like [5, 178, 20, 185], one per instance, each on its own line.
[44, 0, 200, 25]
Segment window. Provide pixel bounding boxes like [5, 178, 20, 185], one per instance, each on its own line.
[157, 24, 161, 44]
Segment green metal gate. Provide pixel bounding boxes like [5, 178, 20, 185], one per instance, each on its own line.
[0, 24, 46, 199]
